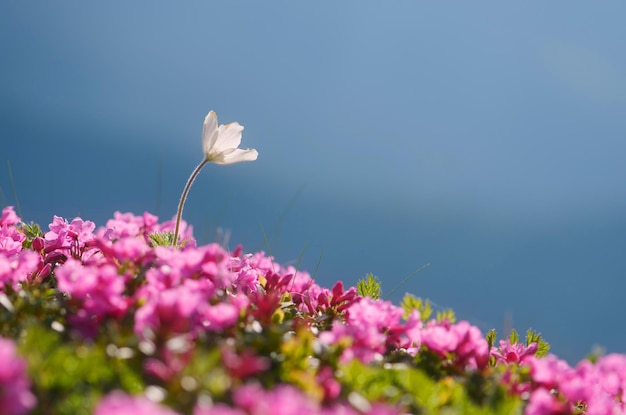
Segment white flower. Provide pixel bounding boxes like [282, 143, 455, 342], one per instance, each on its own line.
[202, 110, 258, 165]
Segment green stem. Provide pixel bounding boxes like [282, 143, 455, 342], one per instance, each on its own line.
[173, 158, 209, 247]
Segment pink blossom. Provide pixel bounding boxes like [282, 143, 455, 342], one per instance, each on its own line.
[0, 206, 20, 226]
[97, 236, 152, 265]
[595, 353, 626, 401]
[193, 404, 247, 415]
[134, 282, 206, 337]
[0, 337, 36, 415]
[524, 388, 566, 415]
[0, 250, 41, 288]
[97, 211, 160, 241]
[94, 391, 180, 415]
[221, 345, 271, 379]
[134, 275, 245, 338]
[421, 321, 458, 356]
[146, 244, 231, 290]
[55, 258, 128, 337]
[233, 383, 320, 415]
[0, 224, 25, 256]
[44, 215, 98, 261]
[198, 300, 242, 331]
[526, 354, 571, 390]
[320, 297, 419, 363]
[421, 320, 489, 370]
[491, 339, 538, 365]
[450, 321, 490, 369]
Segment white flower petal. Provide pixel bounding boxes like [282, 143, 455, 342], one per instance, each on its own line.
[202, 111, 219, 154]
[210, 148, 259, 165]
[200, 110, 258, 165]
[214, 122, 244, 151]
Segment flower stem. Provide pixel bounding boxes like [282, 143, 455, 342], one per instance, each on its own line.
[173, 158, 209, 247]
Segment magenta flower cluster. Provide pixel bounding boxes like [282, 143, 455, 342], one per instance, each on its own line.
[1, 204, 626, 414]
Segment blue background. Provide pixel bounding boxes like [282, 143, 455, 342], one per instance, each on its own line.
[2, 1, 625, 363]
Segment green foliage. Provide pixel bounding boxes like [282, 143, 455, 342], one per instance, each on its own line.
[339, 359, 523, 415]
[485, 329, 497, 351]
[0, 283, 64, 340]
[357, 273, 382, 300]
[19, 322, 145, 415]
[525, 329, 550, 357]
[401, 293, 432, 321]
[508, 329, 520, 344]
[436, 309, 456, 324]
[19, 221, 43, 250]
[148, 231, 176, 247]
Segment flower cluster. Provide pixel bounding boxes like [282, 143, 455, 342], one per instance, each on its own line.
[1, 205, 625, 415]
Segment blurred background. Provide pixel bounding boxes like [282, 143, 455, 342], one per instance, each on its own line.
[2, 1, 625, 364]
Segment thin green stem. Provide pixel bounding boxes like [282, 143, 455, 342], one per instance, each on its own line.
[384, 263, 430, 301]
[173, 158, 209, 247]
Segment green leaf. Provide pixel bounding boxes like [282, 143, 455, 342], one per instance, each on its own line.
[357, 273, 382, 300]
[508, 329, 519, 344]
[148, 231, 176, 247]
[19, 221, 43, 249]
[525, 329, 550, 357]
[486, 329, 497, 350]
[436, 309, 456, 324]
[401, 294, 432, 321]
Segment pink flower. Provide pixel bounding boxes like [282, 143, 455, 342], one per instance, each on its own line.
[221, 345, 271, 379]
[193, 404, 247, 415]
[97, 211, 160, 241]
[0, 337, 36, 415]
[526, 354, 571, 390]
[0, 224, 25, 256]
[233, 383, 319, 415]
[55, 259, 129, 337]
[491, 339, 538, 365]
[421, 320, 489, 370]
[0, 206, 20, 226]
[0, 250, 41, 288]
[134, 282, 205, 337]
[450, 321, 489, 369]
[320, 297, 419, 363]
[524, 389, 566, 415]
[94, 391, 180, 415]
[421, 321, 458, 356]
[44, 216, 98, 261]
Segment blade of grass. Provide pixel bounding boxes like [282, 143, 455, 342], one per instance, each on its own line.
[384, 263, 430, 301]
[289, 241, 308, 291]
[310, 248, 324, 281]
[259, 224, 276, 273]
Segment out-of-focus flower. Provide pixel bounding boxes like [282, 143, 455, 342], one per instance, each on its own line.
[94, 391, 180, 415]
[420, 320, 489, 370]
[202, 110, 258, 165]
[0, 337, 36, 415]
[0, 206, 20, 227]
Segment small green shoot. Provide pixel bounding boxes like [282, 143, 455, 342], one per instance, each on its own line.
[20, 221, 44, 250]
[401, 293, 432, 321]
[436, 308, 456, 323]
[149, 231, 177, 247]
[485, 329, 497, 351]
[357, 273, 382, 300]
[525, 329, 550, 357]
